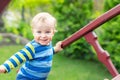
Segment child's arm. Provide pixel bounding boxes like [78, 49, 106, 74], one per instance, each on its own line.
[54, 41, 63, 53]
[1, 43, 35, 73]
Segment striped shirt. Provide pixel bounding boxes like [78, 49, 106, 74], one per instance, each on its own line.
[2, 40, 55, 80]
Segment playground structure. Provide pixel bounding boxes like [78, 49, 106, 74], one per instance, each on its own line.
[0, 1, 120, 80]
[61, 4, 120, 80]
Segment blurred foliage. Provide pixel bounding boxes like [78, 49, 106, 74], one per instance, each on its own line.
[3, 0, 52, 40]
[104, 0, 120, 12]
[51, 0, 95, 60]
[95, 1, 120, 70]
[3, 0, 95, 60]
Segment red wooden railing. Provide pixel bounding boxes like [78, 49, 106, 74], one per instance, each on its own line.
[61, 4, 120, 48]
[61, 4, 120, 79]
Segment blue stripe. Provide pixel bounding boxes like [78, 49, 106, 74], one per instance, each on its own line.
[16, 74, 47, 80]
[15, 54, 23, 63]
[20, 68, 47, 79]
[9, 58, 17, 67]
[35, 45, 51, 53]
[3, 64, 10, 72]
[25, 46, 34, 58]
[16, 74, 32, 80]
[19, 50, 29, 60]
[35, 55, 53, 62]
[25, 62, 51, 73]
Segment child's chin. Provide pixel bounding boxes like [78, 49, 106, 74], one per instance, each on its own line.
[40, 42, 49, 45]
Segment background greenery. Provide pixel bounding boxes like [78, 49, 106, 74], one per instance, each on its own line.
[3, 0, 94, 60]
[1, 0, 120, 78]
[51, 0, 94, 60]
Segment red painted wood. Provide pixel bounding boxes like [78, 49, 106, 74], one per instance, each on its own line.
[84, 32, 119, 77]
[0, 0, 11, 14]
[61, 4, 120, 48]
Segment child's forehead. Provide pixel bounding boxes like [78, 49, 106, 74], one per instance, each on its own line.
[34, 22, 54, 27]
[33, 25, 54, 30]
[32, 21, 55, 29]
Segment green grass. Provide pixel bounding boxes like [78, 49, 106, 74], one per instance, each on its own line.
[0, 45, 112, 80]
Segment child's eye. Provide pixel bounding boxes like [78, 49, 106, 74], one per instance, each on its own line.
[37, 31, 41, 33]
[46, 31, 51, 34]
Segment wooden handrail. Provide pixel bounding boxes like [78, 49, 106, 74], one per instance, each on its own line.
[61, 4, 120, 48]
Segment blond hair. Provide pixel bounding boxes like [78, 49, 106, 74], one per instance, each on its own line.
[31, 12, 57, 31]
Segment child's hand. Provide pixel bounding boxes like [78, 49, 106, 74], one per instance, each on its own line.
[0, 65, 6, 73]
[54, 41, 63, 53]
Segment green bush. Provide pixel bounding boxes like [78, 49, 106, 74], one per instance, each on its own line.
[51, 0, 95, 60]
[4, 20, 33, 40]
[17, 21, 33, 39]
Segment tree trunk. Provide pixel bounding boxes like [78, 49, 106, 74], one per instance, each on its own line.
[0, 14, 4, 32]
[21, 5, 25, 21]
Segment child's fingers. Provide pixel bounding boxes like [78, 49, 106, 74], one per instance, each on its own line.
[0, 65, 6, 73]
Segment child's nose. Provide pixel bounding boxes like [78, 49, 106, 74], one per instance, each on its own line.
[40, 33, 46, 37]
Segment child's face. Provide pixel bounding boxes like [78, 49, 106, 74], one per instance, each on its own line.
[32, 26, 54, 45]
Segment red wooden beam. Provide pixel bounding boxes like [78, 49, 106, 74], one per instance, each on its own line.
[0, 0, 11, 14]
[61, 4, 120, 48]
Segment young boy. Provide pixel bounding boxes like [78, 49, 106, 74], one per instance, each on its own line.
[0, 12, 63, 80]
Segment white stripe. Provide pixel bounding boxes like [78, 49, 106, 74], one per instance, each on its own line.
[27, 61, 52, 67]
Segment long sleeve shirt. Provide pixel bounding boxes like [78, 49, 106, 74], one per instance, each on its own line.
[2, 40, 55, 80]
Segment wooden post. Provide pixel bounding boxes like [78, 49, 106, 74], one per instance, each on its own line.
[0, 0, 11, 14]
[84, 32, 119, 77]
